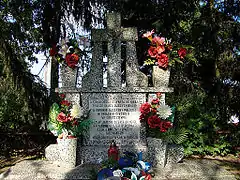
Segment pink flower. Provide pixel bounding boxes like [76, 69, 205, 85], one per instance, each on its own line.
[66, 114, 73, 122]
[156, 45, 165, 54]
[148, 46, 158, 58]
[157, 54, 169, 68]
[160, 127, 167, 132]
[142, 29, 155, 41]
[57, 112, 68, 122]
[152, 36, 165, 46]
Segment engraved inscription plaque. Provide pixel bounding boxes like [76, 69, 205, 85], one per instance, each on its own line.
[88, 93, 145, 146]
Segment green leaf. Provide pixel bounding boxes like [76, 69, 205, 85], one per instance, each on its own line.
[48, 103, 62, 135]
[168, 106, 175, 123]
[49, 103, 60, 122]
[173, 58, 183, 64]
[144, 58, 155, 65]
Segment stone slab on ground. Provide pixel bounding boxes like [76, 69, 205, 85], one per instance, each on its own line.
[0, 159, 238, 180]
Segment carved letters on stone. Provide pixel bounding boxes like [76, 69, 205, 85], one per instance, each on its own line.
[88, 93, 145, 147]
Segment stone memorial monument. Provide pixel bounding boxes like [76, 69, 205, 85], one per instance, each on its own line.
[45, 13, 183, 167]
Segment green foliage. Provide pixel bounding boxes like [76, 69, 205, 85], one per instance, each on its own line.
[101, 158, 119, 169]
[149, 127, 188, 145]
[0, 76, 50, 133]
[47, 103, 61, 135]
[167, 86, 239, 156]
[0, 78, 28, 130]
[72, 116, 93, 138]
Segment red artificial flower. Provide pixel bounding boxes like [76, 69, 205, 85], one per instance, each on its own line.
[160, 127, 167, 132]
[66, 114, 73, 122]
[156, 45, 165, 54]
[151, 108, 157, 114]
[156, 92, 162, 98]
[152, 36, 165, 46]
[61, 100, 71, 106]
[163, 121, 173, 129]
[72, 119, 78, 126]
[159, 121, 172, 132]
[178, 48, 187, 59]
[59, 93, 66, 99]
[166, 44, 173, 51]
[157, 54, 169, 68]
[148, 46, 158, 58]
[139, 113, 146, 121]
[148, 115, 161, 128]
[57, 112, 68, 122]
[49, 44, 57, 56]
[140, 102, 151, 115]
[65, 53, 79, 68]
[145, 174, 152, 180]
[151, 98, 159, 104]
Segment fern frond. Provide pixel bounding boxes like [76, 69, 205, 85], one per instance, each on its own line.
[165, 128, 188, 144]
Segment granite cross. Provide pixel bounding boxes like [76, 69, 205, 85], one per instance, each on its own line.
[91, 13, 138, 88]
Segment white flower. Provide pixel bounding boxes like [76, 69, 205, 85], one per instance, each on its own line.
[157, 105, 172, 119]
[70, 104, 82, 118]
[228, 114, 239, 124]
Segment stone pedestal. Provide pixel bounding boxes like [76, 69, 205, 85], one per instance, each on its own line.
[147, 137, 168, 167]
[60, 65, 78, 87]
[152, 66, 170, 87]
[45, 138, 77, 168]
[166, 144, 184, 164]
[146, 138, 185, 168]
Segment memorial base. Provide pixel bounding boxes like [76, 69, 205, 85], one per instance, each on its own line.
[147, 137, 168, 167]
[45, 138, 77, 168]
[78, 145, 148, 164]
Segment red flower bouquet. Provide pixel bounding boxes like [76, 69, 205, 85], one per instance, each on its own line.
[140, 30, 196, 78]
[48, 93, 93, 139]
[49, 38, 81, 69]
[142, 30, 192, 68]
[139, 93, 175, 135]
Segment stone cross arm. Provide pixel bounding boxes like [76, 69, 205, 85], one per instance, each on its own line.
[91, 13, 138, 42]
[92, 28, 138, 42]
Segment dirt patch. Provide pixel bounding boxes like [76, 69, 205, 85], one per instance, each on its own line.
[0, 149, 45, 174]
[188, 155, 240, 178]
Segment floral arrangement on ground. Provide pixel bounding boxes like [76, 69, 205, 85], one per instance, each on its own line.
[139, 93, 188, 144]
[48, 93, 93, 139]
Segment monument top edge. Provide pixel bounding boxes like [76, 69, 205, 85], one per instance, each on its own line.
[56, 87, 174, 93]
